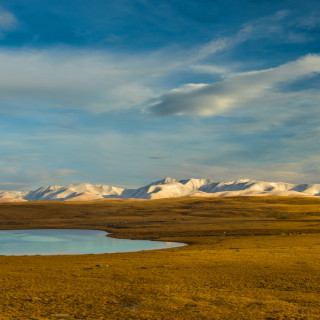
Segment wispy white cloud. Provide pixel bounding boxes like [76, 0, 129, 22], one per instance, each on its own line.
[0, 7, 18, 34]
[150, 54, 320, 116]
[0, 49, 157, 113]
[0, 166, 54, 190]
[183, 10, 291, 68]
[297, 15, 320, 29]
[57, 169, 85, 176]
[0, 10, 316, 116]
[0, 164, 86, 190]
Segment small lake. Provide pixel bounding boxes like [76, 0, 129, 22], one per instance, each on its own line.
[0, 229, 185, 256]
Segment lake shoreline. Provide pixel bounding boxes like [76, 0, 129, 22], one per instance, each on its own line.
[0, 229, 186, 256]
[1, 196, 320, 319]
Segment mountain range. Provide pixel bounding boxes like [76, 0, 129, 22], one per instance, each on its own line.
[1, 177, 320, 202]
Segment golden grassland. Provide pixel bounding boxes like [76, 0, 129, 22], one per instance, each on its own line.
[1, 196, 320, 319]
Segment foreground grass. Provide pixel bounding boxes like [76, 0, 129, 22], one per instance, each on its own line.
[0, 196, 320, 319]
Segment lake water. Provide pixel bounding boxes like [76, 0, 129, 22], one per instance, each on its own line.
[0, 229, 185, 256]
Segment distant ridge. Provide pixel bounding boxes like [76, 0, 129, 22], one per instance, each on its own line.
[1, 178, 320, 202]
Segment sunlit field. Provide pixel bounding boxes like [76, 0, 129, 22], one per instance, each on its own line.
[1, 196, 320, 319]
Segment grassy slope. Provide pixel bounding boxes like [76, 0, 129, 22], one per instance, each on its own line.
[0, 196, 320, 319]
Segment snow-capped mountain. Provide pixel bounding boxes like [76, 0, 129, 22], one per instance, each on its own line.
[24, 183, 124, 201]
[1, 178, 320, 202]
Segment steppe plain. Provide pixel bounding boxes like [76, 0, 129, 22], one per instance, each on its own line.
[1, 196, 320, 319]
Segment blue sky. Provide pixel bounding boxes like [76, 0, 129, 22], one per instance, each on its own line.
[0, 0, 320, 189]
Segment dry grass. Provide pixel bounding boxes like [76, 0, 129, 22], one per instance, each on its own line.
[0, 196, 320, 319]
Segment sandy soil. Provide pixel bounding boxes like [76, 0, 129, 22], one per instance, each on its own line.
[0, 196, 320, 319]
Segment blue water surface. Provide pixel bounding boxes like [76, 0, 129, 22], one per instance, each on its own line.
[0, 229, 185, 256]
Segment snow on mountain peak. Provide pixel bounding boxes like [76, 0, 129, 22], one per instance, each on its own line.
[1, 177, 320, 201]
[149, 177, 180, 185]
